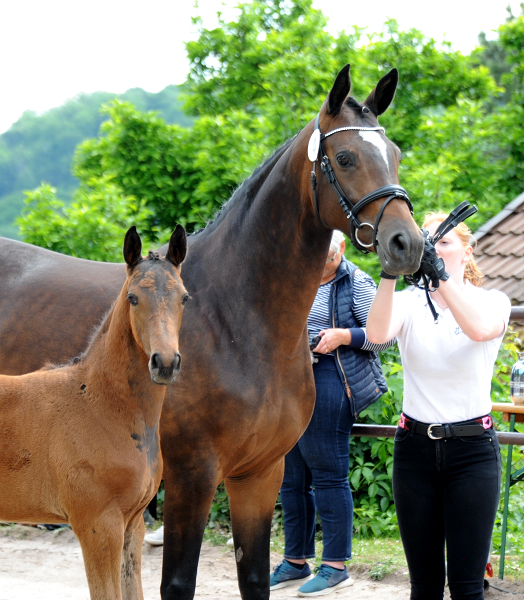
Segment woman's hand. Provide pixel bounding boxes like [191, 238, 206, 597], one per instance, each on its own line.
[313, 328, 352, 353]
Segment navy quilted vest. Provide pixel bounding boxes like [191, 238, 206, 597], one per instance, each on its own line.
[328, 257, 388, 417]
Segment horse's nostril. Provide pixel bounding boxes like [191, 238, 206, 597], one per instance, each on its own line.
[390, 233, 406, 255]
[174, 353, 182, 372]
[150, 353, 161, 371]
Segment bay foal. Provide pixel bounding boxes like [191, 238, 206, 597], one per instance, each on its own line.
[0, 225, 187, 600]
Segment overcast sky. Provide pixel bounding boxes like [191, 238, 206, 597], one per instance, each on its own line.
[1, 0, 521, 134]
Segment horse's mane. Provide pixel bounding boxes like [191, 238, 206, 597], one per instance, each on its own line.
[189, 102, 366, 240]
[191, 137, 295, 238]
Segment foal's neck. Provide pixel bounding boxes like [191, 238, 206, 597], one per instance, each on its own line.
[86, 287, 165, 421]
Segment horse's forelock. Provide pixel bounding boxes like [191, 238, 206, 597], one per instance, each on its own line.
[345, 96, 363, 112]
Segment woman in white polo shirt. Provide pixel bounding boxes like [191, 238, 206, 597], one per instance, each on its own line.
[367, 212, 511, 600]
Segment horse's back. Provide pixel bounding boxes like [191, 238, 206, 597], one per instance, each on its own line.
[0, 237, 126, 374]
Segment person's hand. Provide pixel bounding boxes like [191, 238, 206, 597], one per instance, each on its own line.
[419, 237, 449, 288]
[313, 328, 351, 353]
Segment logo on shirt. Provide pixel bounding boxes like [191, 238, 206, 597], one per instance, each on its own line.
[454, 327, 462, 336]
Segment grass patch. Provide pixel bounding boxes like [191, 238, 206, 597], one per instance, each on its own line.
[351, 537, 407, 574]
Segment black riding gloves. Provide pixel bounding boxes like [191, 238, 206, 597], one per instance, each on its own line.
[379, 270, 399, 280]
[419, 237, 449, 288]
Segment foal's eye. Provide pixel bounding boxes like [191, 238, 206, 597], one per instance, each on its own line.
[182, 293, 190, 306]
[127, 293, 138, 306]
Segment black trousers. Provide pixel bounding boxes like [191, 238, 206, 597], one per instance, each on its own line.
[393, 422, 501, 600]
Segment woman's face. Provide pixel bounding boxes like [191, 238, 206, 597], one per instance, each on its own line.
[426, 221, 472, 280]
[322, 241, 344, 281]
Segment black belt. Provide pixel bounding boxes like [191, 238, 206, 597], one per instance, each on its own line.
[399, 413, 492, 440]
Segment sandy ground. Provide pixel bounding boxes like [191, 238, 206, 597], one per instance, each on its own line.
[0, 525, 523, 600]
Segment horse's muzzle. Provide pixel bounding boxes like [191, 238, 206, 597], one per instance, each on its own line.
[149, 352, 182, 385]
[376, 226, 425, 276]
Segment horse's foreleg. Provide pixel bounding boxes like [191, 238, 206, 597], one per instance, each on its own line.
[160, 464, 218, 600]
[73, 512, 125, 600]
[225, 458, 285, 600]
[121, 513, 145, 600]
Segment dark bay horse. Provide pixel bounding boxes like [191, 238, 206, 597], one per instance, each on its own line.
[0, 226, 188, 600]
[0, 65, 424, 599]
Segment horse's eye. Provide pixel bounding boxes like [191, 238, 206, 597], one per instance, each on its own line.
[182, 293, 190, 306]
[336, 153, 353, 167]
[127, 293, 138, 306]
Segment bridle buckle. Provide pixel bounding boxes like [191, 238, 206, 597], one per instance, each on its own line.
[427, 423, 443, 440]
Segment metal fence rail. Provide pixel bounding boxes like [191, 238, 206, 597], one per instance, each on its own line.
[351, 423, 524, 446]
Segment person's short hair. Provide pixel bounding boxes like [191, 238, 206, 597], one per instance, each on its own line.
[330, 230, 345, 254]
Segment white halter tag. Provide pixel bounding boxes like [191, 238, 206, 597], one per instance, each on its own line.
[308, 129, 321, 162]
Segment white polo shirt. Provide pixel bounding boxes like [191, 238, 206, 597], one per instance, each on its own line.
[395, 283, 511, 423]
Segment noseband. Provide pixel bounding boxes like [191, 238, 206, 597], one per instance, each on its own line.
[309, 113, 413, 254]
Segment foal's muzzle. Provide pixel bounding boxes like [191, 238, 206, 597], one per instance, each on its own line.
[149, 352, 182, 385]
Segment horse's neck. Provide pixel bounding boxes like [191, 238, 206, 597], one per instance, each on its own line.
[84, 291, 164, 424]
[195, 140, 332, 350]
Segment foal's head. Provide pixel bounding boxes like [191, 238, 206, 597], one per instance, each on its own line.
[123, 225, 188, 385]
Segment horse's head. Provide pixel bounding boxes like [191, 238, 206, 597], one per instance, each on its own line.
[306, 64, 424, 275]
[123, 225, 188, 385]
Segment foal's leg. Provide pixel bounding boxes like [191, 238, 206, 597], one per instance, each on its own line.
[121, 512, 146, 600]
[225, 458, 285, 600]
[73, 511, 126, 600]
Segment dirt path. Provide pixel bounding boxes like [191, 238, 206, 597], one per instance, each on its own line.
[0, 525, 522, 599]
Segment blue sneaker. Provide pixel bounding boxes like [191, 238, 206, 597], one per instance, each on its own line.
[296, 564, 353, 596]
[270, 560, 312, 590]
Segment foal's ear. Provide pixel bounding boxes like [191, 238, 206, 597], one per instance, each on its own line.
[166, 224, 187, 268]
[123, 226, 143, 270]
[326, 64, 351, 116]
[363, 68, 398, 116]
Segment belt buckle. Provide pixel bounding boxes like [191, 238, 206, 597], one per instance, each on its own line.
[427, 423, 443, 440]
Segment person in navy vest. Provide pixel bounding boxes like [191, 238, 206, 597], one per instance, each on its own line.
[270, 230, 395, 597]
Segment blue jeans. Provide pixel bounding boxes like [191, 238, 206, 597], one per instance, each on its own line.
[393, 419, 501, 600]
[280, 355, 355, 562]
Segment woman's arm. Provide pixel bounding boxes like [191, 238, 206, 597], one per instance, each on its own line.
[313, 270, 397, 354]
[366, 278, 404, 344]
[438, 279, 507, 342]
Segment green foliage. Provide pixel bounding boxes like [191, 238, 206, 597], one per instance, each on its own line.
[208, 483, 231, 528]
[368, 559, 395, 581]
[184, 0, 343, 145]
[400, 98, 513, 227]
[73, 101, 271, 240]
[0, 85, 191, 239]
[352, 20, 497, 152]
[17, 181, 156, 262]
[349, 345, 402, 537]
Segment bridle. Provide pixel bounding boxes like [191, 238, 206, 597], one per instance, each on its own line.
[309, 113, 413, 254]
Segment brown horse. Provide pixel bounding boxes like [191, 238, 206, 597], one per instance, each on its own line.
[0, 65, 423, 599]
[0, 226, 187, 600]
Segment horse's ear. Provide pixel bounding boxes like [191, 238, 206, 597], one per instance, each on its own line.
[166, 224, 187, 268]
[326, 64, 351, 116]
[363, 68, 398, 116]
[123, 226, 143, 270]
